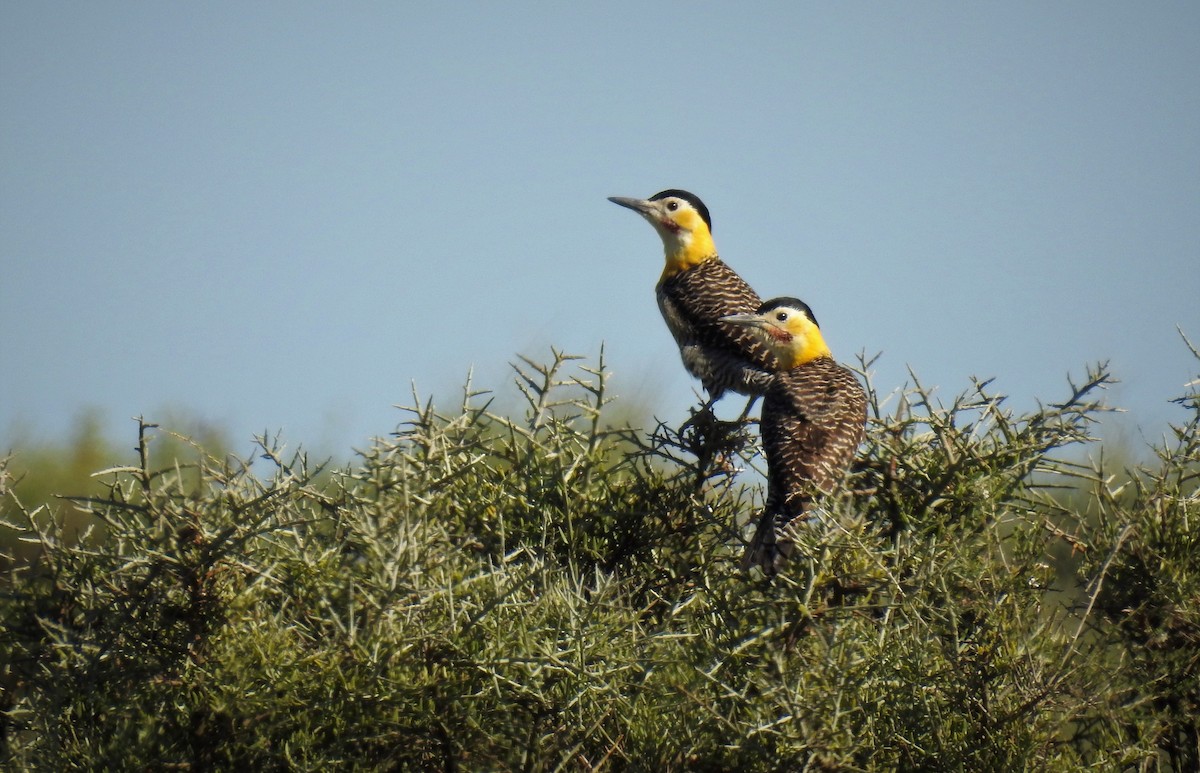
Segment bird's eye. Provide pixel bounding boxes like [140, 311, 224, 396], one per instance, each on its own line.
[666, 201, 678, 211]
[775, 311, 788, 322]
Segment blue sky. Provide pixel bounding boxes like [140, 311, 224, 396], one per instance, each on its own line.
[3, 3, 1198, 458]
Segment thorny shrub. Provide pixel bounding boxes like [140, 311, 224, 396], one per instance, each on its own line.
[2, 343, 1197, 771]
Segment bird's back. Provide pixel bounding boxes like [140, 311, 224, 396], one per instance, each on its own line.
[760, 356, 867, 519]
[656, 259, 779, 399]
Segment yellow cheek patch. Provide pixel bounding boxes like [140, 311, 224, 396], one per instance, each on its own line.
[659, 211, 717, 279]
[673, 209, 704, 232]
[785, 315, 833, 368]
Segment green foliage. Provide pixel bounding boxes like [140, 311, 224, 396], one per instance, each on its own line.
[2, 345, 1197, 771]
[1, 409, 230, 567]
[0, 410, 116, 566]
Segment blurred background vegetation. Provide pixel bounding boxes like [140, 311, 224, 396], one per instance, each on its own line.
[2, 410, 231, 569]
[2, 346, 1197, 770]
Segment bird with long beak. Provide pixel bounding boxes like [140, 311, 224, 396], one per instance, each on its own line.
[608, 189, 779, 409]
[721, 297, 867, 575]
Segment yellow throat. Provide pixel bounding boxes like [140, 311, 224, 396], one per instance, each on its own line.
[658, 209, 718, 281]
[774, 314, 832, 369]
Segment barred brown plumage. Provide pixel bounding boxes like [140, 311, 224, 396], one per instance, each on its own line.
[723, 298, 868, 576]
[657, 258, 778, 400]
[608, 190, 779, 403]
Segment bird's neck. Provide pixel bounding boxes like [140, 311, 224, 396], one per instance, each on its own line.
[781, 330, 833, 369]
[659, 228, 718, 282]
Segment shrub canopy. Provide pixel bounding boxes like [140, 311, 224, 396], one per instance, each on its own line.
[2, 346, 1198, 771]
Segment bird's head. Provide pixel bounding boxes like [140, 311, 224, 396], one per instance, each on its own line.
[608, 189, 717, 279]
[721, 297, 832, 369]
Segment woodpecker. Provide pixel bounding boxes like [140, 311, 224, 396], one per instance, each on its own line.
[607, 190, 779, 405]
[722, 298, 867, 576]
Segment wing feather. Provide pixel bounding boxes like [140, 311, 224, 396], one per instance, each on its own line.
[744, 358, 867, 575]
[656, 259, 779, 398]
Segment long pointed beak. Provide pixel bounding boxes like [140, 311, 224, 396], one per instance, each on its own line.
[607, 196, 655, 216]
[720, 312, 768, 329]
